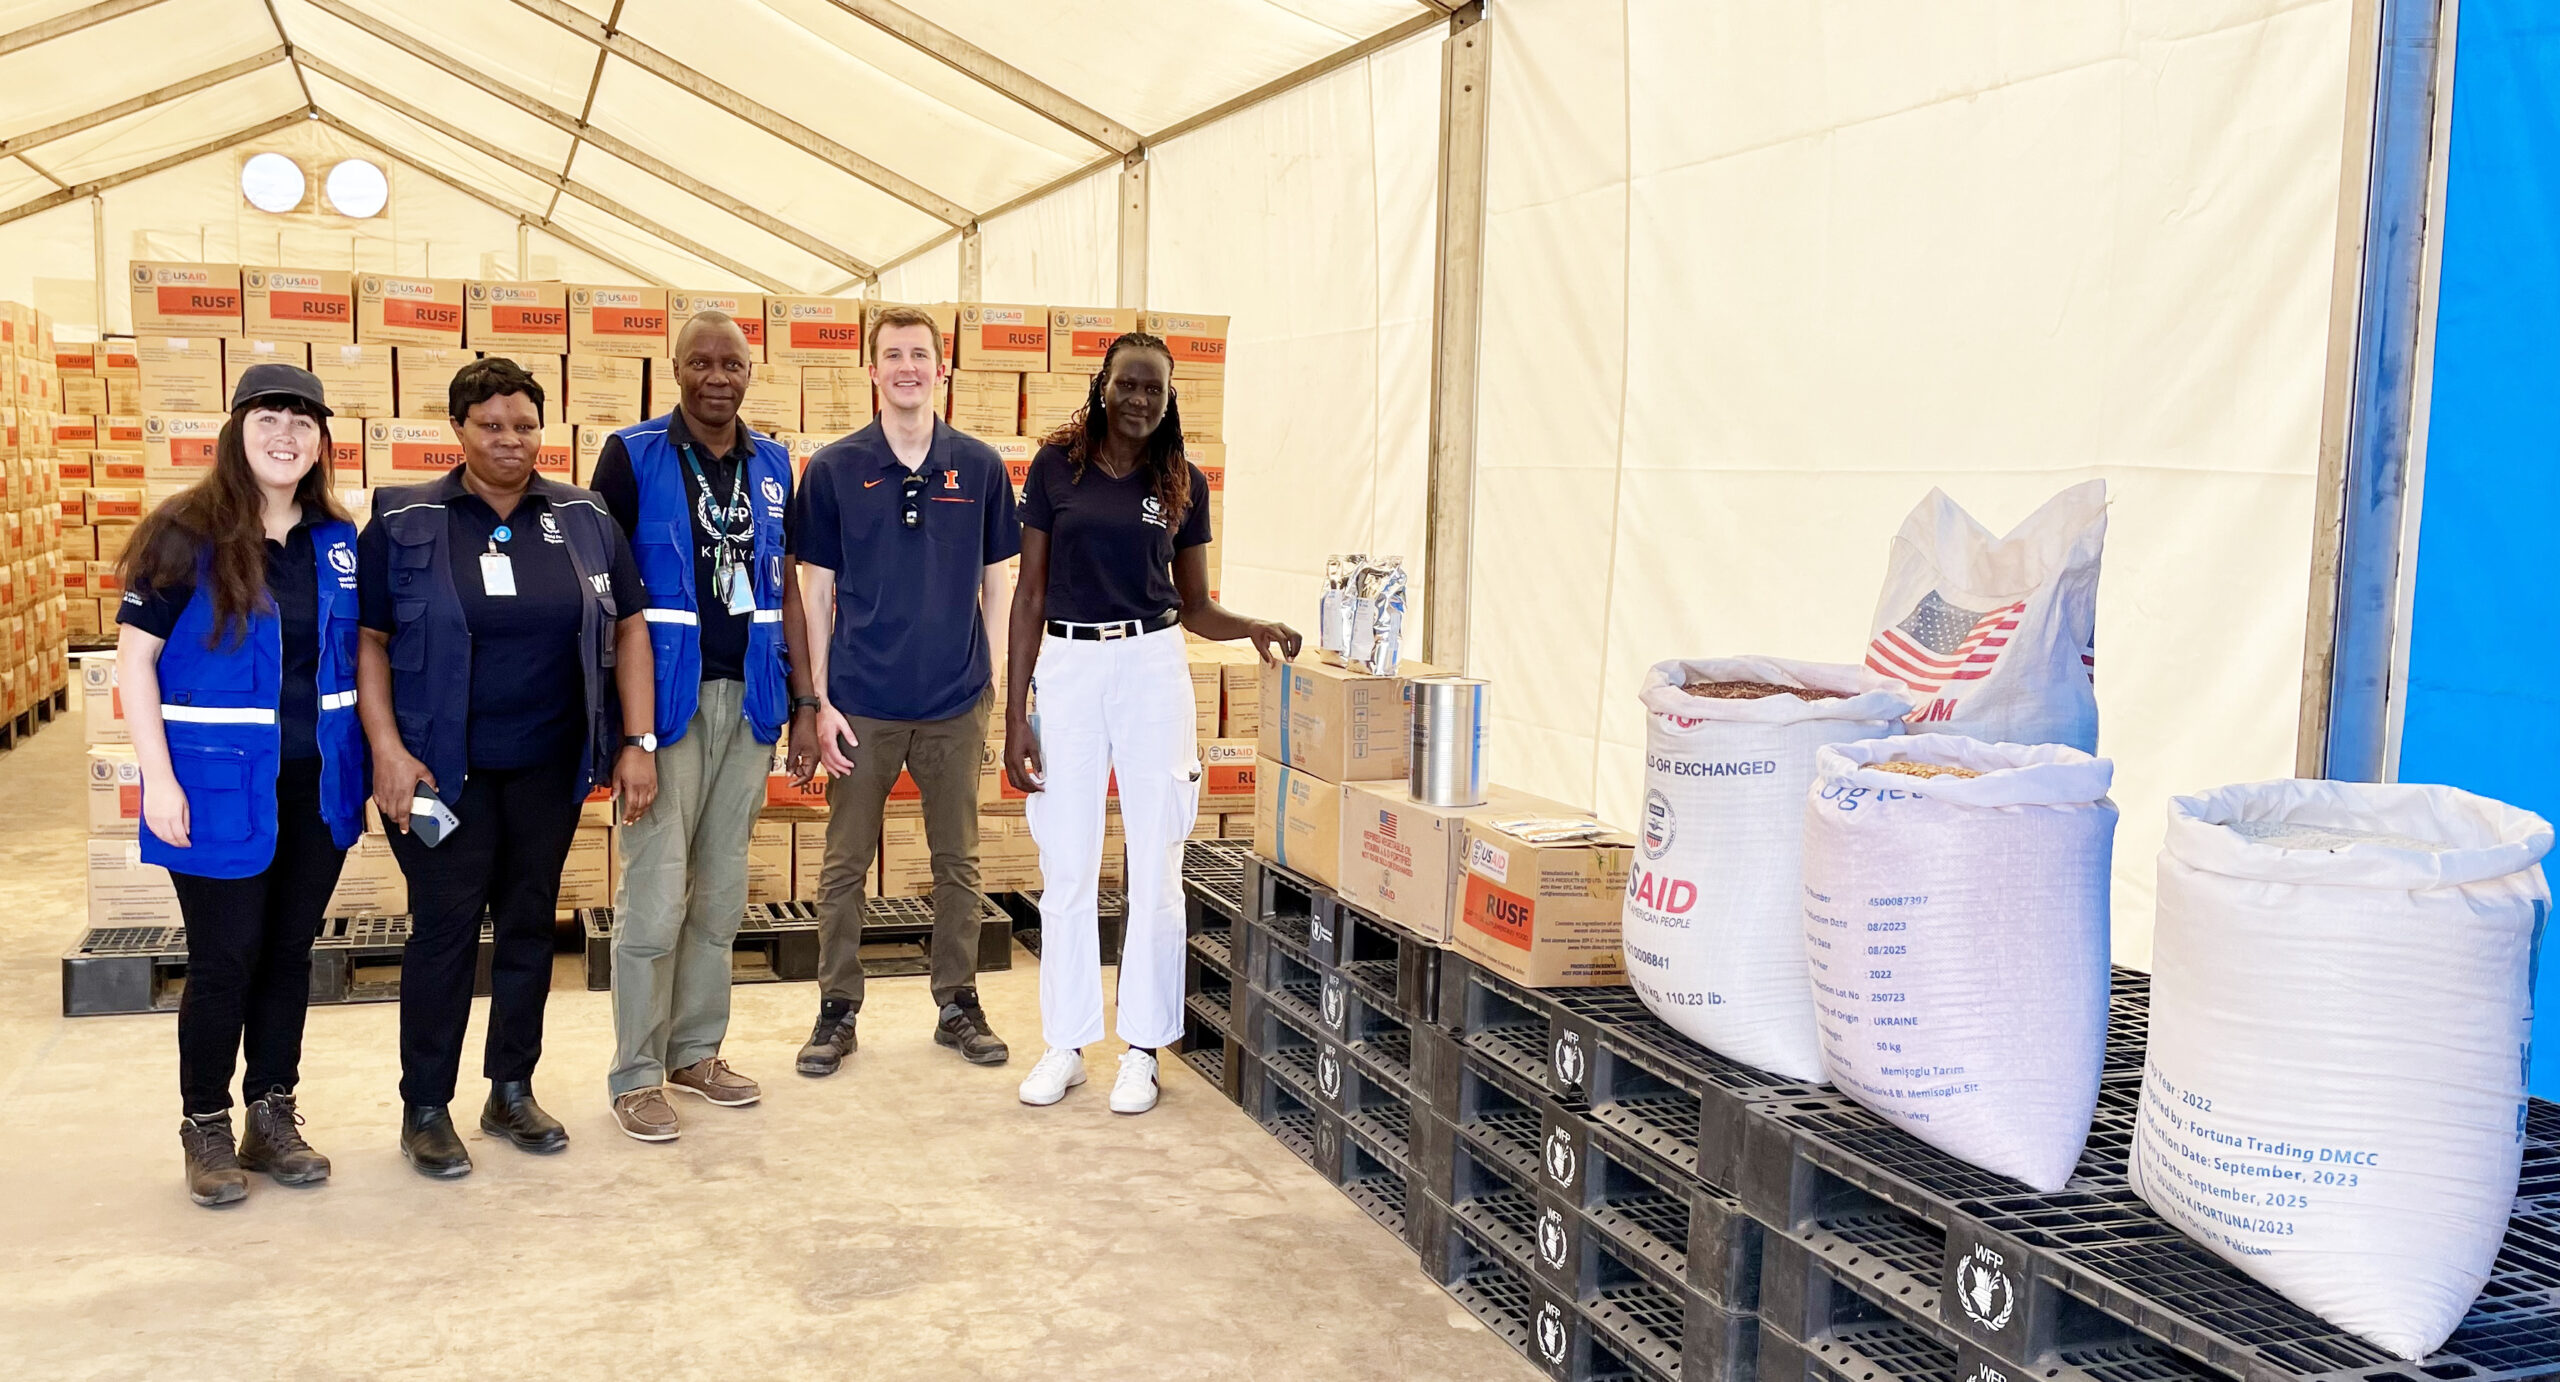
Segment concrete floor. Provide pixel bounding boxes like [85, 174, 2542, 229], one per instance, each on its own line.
[0, 703, 1532, 1381]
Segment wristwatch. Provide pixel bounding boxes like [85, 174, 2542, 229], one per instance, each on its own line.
[624, 733, 658, 752]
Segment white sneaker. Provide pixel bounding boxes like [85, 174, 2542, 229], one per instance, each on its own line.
[1018, 1048, 1086, 1106]
[1109, 1048, 1160, 1115]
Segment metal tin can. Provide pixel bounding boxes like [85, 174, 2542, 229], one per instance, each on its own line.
[1409, 675, 1489, 807]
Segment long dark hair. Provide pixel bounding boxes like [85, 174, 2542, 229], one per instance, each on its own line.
[120, 395, 345, 648]
[1039, 331, 1191, 527]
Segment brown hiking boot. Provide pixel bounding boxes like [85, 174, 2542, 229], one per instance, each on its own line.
[668, 1056, 760, 1107]
[180, 1113, 248, 1207]
[238, 1089, 330, 1186]
[611, 1088, 679, 1142]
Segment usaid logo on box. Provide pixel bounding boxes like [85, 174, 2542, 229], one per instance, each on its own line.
[1466, 836, 1509, 884]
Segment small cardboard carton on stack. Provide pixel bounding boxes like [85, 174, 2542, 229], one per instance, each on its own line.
[668, 292, 765, 360]
[465, 281, 570, 356]
[1337, 783, 1587, 944]
[1250, 656, 1436, 889]
[747, 820, 793, 904]
[1452, 816, 1634, 988]
[568, 286, 668, 359]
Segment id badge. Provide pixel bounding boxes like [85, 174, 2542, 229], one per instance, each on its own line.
[725, 563, 755, 615]
[480, 551, 518, 597]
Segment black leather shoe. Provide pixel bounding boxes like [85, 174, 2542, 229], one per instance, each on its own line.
[480, 1081, 569, 1153]
[400, 1105, 472, 1179]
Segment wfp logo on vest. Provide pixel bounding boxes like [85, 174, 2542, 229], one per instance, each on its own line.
[541, 513, 565, 544]
[588, 574, 611, 596]
[328, 544, 357, 588]
[1141, 496, 1166, 530]
[761, 476, 785, 509]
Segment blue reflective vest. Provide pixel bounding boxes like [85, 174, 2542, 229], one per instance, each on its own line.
[373, 469, 629, 805]
[141, 520, 368, 878]
[617, 416, 792, 746]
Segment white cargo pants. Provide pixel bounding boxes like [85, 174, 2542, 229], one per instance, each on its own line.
[1023, 626, 1201, 1052]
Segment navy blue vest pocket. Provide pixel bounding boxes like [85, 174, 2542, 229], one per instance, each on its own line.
[389, 600, 431, 672]
[172, 744, 257, 843]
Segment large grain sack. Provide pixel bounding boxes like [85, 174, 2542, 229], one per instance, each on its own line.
[1863, 480, 2105, 752]
[1801, 735, 2116, 1191]
[1624, 658, 1909, 1081]
[2132, 781, 2552, 1360]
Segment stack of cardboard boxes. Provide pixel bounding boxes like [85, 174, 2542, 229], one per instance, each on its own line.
[0, 299, 71, 706]
[1255, 656, 1636, 989]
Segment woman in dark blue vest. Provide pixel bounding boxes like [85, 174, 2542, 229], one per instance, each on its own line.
[355, 356, 657, 1179]
[116, 364, 368, 1208]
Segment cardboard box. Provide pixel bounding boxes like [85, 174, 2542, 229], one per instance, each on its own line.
[1046, 306, 1135, 374]
[87, 742, 142, 833]
[1257, 656, 1435, 785]
[88, 561, 126, 601]
[1186, 657, 1221, 738]
[748, 820, 792, 903]
[53, 343, 98, 373]
[1222, 657, 1261, 738]
[105, 377, 139, 414]
[499, 353, 564, 415]
[1021, 372, 1086, 438]
[241, 267, 354, 343]
[78, 650, 126, 744]
[59, 374, 107, 415]
[142, 414, 223, 486]
[948, 370, 1020, 437]
[86, 835, 179, 925]
[97, 415, 142, 453]
[800, 367, 873, 433]
[987, 435, 1033, 479]
[135, 337, 225, 414]
[559, 826, 613, 907]
[65, 597, 101, 640]
[52, 415, 97, 449]
[956, 303, 1047, 373]
[1221, 812, 1254, 840]
[1176, 372, 1223, 442]
[1253, 761, 1343, 888]
[568, 285, 668, 358]
[533, 424, 575, 481]
[129, 262, 242, 336]
[356, 275, 466, 348]
[1335, 783, 1581, 943]
[1201, 739, 1256, 809]
[309, 343, 395, 417]
[362, 419, 463, 488]
[765, 295, 867, 368]
[574, 425, 610, 486]
[879, 816, 934, 899]
[94, 524, 135, 562]
[862, 301, 954, 364]
[465, 281, 570, 354]
[1142, 310, 1229, 376]
[1453, 816, 1634, 987]
[219, 338, 312, 400]
[643, 357, 676, 415]
[98, 342, 141, 377]
[563, 355, 644, 428]
[325, 833, 408, 916]
[791, 821, 833, 900]
[738, 363, 800, 436]
[395, 347, 478, 420]
[668, 291, 765, 359]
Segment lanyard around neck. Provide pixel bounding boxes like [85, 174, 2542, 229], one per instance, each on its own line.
[679, 440, 748, 547]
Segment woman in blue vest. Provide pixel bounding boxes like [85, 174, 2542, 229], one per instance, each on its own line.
[355, 356, 657, 1180]
[116, 363, 367, 1208]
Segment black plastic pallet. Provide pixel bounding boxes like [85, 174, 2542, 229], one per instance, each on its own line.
[1181, 838, 1251, 922]
[1327, 899, 1441, 1026]
[1240, 852, 1339, 942]
[1248, 931, 1334, 1036]
[1759, 1319, 1961, 1382]
[1185, 902, 1236, 979]
[1185, 955, 1236, 1035]
[1578, 1120, 1763, 1312]
[61, 924, 188, 1015]
[1176, 1000, 1243, 1104]
[1001, 888, 1126, 964]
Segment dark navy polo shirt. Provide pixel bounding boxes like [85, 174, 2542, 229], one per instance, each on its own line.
[789, 418, 1021, 722]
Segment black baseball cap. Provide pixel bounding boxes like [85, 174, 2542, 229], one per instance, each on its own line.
[229, 362, 332, 417]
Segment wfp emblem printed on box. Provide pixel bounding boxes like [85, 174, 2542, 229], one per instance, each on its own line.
[1642, 788, 1675, 859]
[470, 285, 487, 302]
[145, 418, 162, 436]
[572, 289, 590, 307]
[370, 423, 388, 443]
[132, 265, 152, 287]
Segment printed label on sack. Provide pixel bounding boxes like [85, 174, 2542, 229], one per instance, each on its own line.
[1462, 875, 1533, 950]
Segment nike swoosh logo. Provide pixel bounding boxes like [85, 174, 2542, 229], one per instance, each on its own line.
[863, 479, 885, 488]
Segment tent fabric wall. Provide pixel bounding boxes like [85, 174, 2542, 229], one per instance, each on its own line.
[978, 164, 1118, 310]
[1470, 0, 2353, 965]
[1146, 27, 1440, 642]
[2398, 0, 2560, 1090]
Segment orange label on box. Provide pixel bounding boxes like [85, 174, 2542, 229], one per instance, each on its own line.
[1461, 875, 1535, 950]
[155, 286, 240, 318]
[167, 439, 215, 466]
[978, 323, 1045, 352]
[492, 305, 564, 333]
[1007, 458, 1032, 488]
[1167, 334, 1225, 367]
[1205, 759, 1255, 797]
[589, 306, 664, 337]
[384, 299, 461, 331]
[788, 321, 862, 351]
[765, 773, 828, 810]
[1069, 329, 1121, 358]
[106, 419, 143, 444]
[93, 495, 141, 520]
[119, 783, 142, 819]
[267, 291, 349, 323]
[99, 457, 144, 483]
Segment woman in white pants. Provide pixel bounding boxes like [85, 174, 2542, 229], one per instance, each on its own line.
[1004, 332, 1299, 1113]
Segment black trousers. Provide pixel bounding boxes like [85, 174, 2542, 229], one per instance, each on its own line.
[168, 758, 349, 1117]
[386, 754, 584, 1107]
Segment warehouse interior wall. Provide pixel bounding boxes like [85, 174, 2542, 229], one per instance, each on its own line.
[2396, 1, 2560, 1090]
[1469, 0, 2355, 966]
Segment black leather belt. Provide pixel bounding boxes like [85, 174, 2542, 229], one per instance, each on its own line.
[1045, 609, 1181, 641]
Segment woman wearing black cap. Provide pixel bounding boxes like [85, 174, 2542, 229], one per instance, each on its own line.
[116, 363, 369, 1207]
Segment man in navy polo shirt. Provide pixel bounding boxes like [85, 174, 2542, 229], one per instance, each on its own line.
[790, 305, 1020, 1075]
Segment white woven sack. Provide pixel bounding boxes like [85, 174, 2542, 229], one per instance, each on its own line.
[2132, 781, 2552, 1360]
[1864, 480, 2105, 752]
[1801, 734, 2116, 1191]
[1625, 658, 1909, 1081]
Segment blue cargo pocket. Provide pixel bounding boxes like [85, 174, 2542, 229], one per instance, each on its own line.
[173, 745, 255, 843]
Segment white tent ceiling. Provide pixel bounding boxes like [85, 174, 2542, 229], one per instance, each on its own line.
[0, 0, 1448, 292]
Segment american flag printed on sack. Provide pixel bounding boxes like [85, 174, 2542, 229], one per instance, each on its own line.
[1864, 591, 2030, 695]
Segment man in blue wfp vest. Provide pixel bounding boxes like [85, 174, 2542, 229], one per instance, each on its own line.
[588, 311, 818, 1142]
